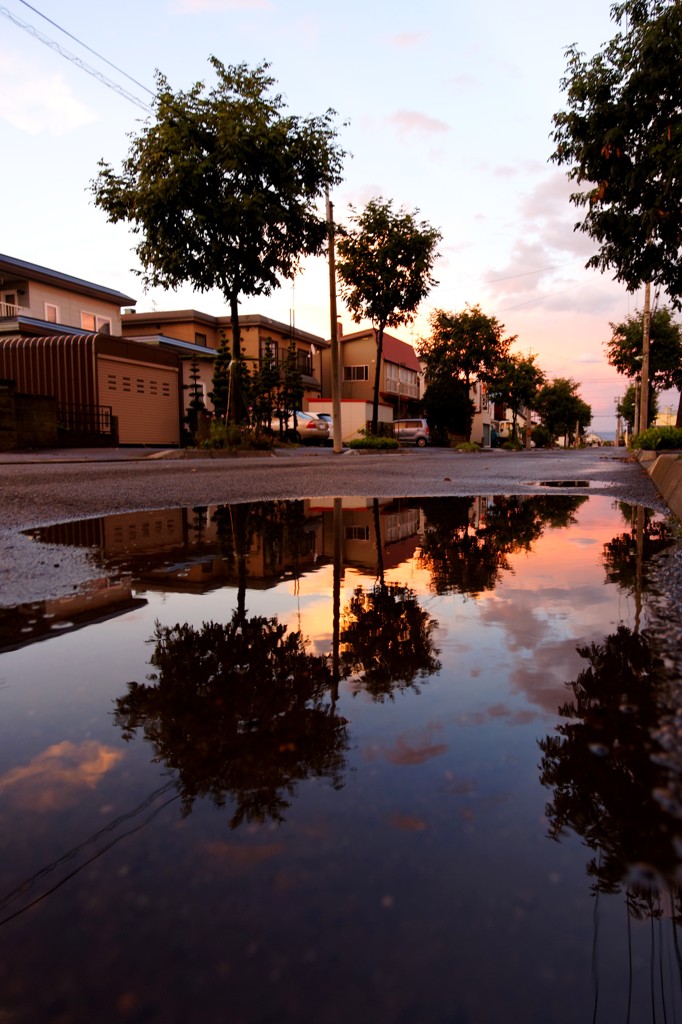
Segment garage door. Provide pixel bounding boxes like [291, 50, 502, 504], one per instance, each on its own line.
[97, 357, 180, 445]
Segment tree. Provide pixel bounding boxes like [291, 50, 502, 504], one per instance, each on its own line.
[487, 353, 546, 442]
[336, 197, 441, 434]
[535, 378, 592, 445]
[550, 0, 682, 432]
[92, 57, 345, 423]
[418, 305, 514, 442]
[184, 355, 206, 440]
[606, 306, 682, 426]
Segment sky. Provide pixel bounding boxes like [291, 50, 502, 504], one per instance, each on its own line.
[1, 0, 678, 435]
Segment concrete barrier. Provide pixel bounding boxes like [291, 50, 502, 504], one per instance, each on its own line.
[638, 450, 682, 523]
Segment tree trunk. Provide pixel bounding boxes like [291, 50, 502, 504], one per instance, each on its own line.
[465, 373, 472, 442]
[371, 325, 385, 435]
[676, 390, 682, 428]
[229, 293, 241, 425]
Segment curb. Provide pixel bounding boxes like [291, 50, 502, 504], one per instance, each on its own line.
[637, 450, 682, 523]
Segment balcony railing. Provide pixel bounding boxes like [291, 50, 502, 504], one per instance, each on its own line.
[0, 302, 25, 318]
[383, 377, 419, 399]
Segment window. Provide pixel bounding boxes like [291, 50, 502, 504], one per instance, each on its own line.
[346, 525, 371, 541]
[195, 332, 207, 346]
[260, 337, 279, 363]
[343, 365, 369, 382]
[44, 303, 59, 323]
[81, 312, 112, 334]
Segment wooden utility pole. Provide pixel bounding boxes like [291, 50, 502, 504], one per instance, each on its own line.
[326, 192, 343, 454]
[639, 281, 651, 435]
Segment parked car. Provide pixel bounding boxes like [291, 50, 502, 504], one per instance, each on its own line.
[392, 417, 430, 447]
[316, 412, 338, 445]
[278, 411, 330, 445]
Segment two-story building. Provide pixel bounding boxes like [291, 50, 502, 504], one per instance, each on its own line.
[319, 326, 422, 419]
[121, 308, 327, 418]
[0, 253, 181, 446]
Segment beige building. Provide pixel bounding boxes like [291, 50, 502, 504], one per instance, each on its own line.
[320, 327, 422, 419]
[121, 309, 327, 419]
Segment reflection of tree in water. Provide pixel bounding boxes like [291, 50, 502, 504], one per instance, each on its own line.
[602, 505, 672, 592]
[340, 583, 441, 701]
[114, 612, 348, 828]
[539, 625, 682, 915]
[418, 495, 586, 596]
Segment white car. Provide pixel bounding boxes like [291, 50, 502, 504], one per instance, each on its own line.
[278, 411, 330, 445]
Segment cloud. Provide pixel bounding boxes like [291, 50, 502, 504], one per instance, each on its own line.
[388, 33, 427, 48]
[388, 110, 450, 137]
[0, 54, 97, 136]
[0, 741, 123, 811]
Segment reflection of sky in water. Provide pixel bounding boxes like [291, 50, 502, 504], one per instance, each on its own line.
[0, 494, 678, 1024]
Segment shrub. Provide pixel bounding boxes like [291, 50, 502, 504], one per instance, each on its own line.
[347, 435, 399, 451]
[531, 425, 552, 449]
[200, 421, 273, 450]
[453, 441, 481, 452]
[631, 425, 682, 451]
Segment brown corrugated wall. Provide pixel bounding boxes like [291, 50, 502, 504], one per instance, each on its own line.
[0, 335, 97, 405]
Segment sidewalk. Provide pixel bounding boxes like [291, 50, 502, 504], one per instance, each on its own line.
[0, 447, 172, 464]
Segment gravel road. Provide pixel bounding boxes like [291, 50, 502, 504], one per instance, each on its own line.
[0, 445, 673, 607]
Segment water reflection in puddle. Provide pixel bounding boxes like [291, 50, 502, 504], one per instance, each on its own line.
[0, 495, 679, 1024]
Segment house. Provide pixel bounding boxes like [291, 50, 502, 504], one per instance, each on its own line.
[0, 254, 181, 446]
[319, 326, 422, 420]
[121, 309, 327, 420]
[0, 252, 136, 336]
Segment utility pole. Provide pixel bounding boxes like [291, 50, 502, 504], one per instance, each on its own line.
[326, 192, 343, 454]
[639, 281, 651, 435]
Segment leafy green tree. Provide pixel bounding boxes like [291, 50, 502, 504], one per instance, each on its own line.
[617, 381, 658, 431]
[422, 377, 473, 445]
[535, 378, 592, 445]
[550, 1, 682, 300]
[336, 197, 441, 434]
[280, 339, 304, 424]
[487, 353, 546, 442]
[607, 307, 682, 426]
[419, 305, 514, 442]
[92, 57, 344, 423]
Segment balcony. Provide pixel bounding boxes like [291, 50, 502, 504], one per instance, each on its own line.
[382, 377, 419, 399]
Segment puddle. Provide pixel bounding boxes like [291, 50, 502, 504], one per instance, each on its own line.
[0, 495, 679, 1023]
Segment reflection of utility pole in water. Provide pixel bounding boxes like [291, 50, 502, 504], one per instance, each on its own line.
[373, 498, 385, 586]
[332, 497, 343, 704]
[635, 505, 644, 634]
[229, 503, 249, 624]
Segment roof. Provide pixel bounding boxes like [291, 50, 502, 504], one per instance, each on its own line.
[122, 309, 328, 347]
[0, 253, 136, 307]
[340, 328, 421, 372]
[127, 333, 217, 358]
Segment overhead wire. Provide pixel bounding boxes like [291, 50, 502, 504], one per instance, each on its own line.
[15, 0, 155, 97]
[0, 3, 153, 113]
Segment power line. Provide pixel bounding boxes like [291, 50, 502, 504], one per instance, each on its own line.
[485, 259, 584, 284]
[0, 5, 152, 113]
[15, 0, 155, 97]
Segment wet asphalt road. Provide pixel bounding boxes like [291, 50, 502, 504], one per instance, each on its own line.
[0, 446, 668, 607]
